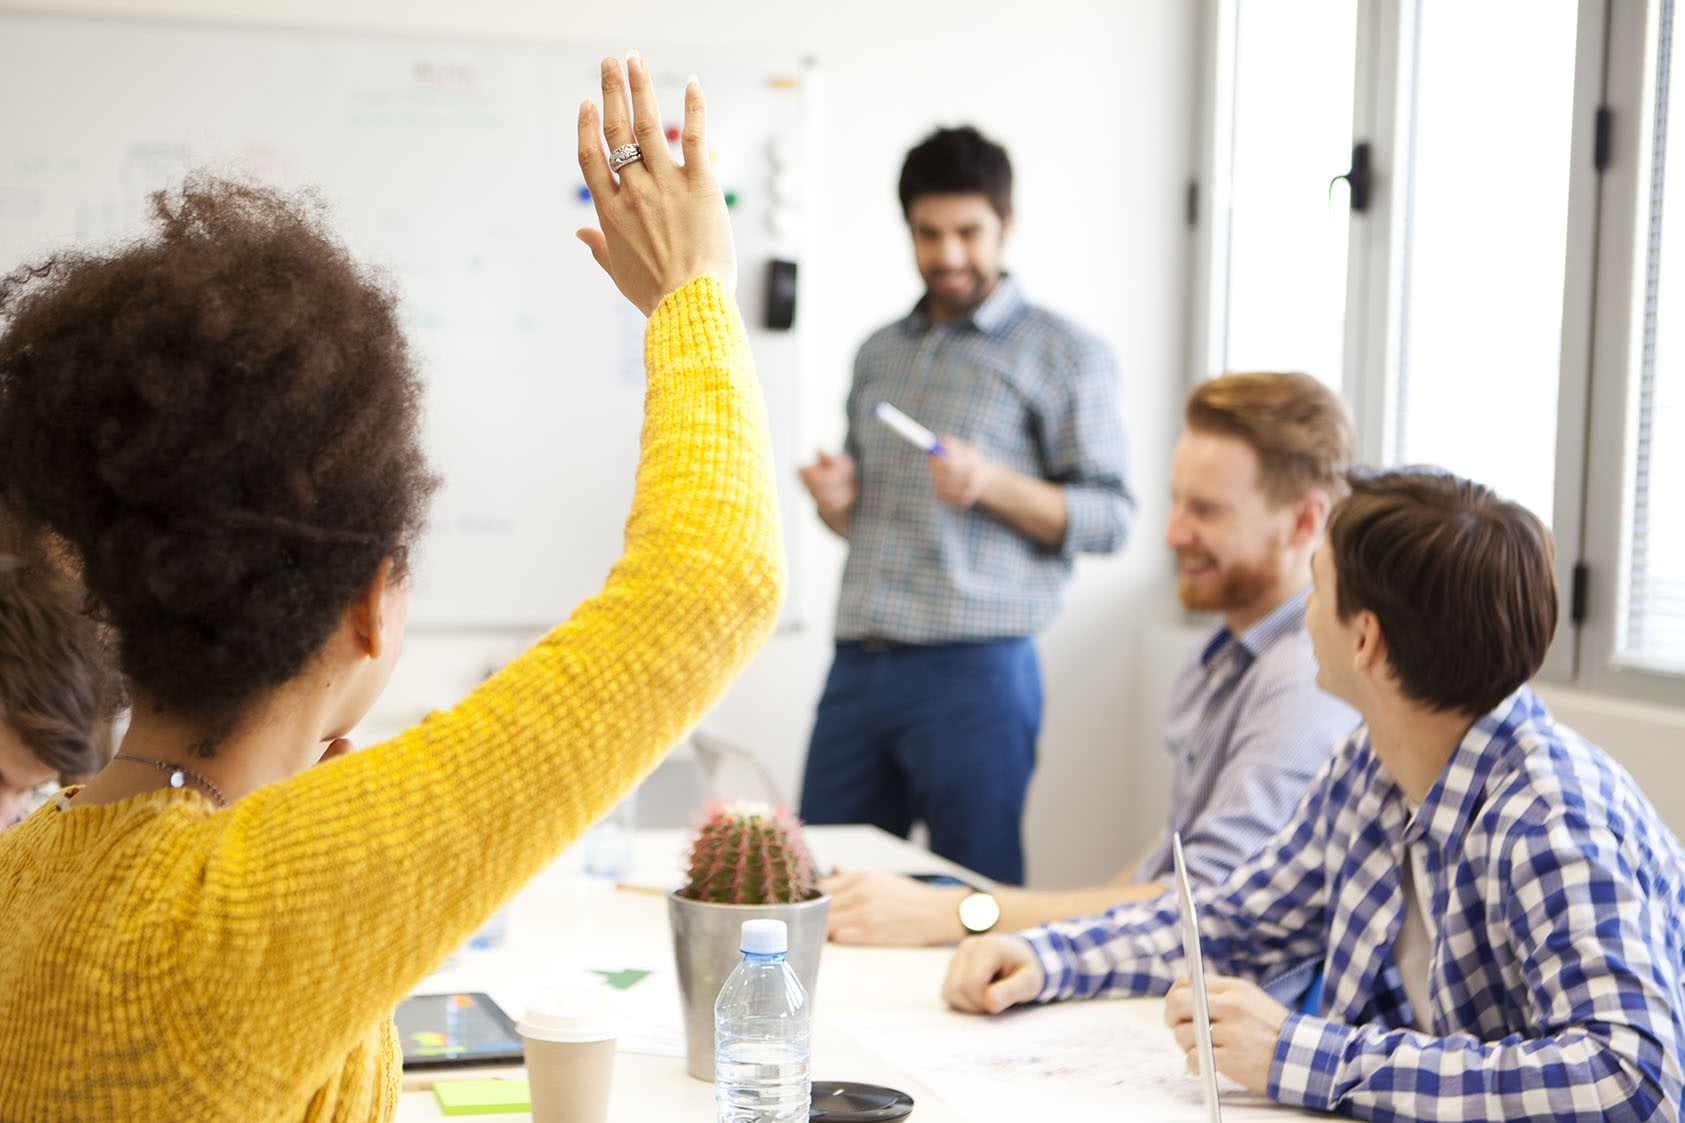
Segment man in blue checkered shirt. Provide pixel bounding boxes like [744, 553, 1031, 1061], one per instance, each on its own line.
[943, 469, 1685, 1122]
[796, 126, 1132, 886]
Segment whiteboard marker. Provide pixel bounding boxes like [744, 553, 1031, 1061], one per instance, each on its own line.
[873, 401, 947, 456]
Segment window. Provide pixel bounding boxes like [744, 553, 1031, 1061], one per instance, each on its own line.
[1193, 0, 1684, 702]
[1608, 0, 1685, 677]
[1390, 0, 1577, 525]
[1204, 0, 1356, 385]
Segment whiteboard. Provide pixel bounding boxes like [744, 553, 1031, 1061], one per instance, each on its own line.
[0, 12, 812, 629]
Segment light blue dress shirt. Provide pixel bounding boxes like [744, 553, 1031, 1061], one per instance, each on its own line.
[1134, 588, 1359, 888]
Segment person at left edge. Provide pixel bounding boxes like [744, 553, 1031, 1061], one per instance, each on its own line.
[796, 125, 1132, 885]
[0, 554, 117, 827]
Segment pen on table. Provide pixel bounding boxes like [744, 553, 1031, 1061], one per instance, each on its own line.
[873, 401, 947, 456]
[613, 882, 671, 896]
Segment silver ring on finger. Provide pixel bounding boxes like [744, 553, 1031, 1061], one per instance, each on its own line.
[608, 143, 643, 173]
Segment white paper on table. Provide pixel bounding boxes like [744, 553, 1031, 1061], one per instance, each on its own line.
[835, 1000, 1280, 1122]
[608, 965, 687, 1058]
[475, 954, 687, 1060]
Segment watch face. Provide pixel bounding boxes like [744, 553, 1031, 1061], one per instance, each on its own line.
[959, 891, 1000, 934]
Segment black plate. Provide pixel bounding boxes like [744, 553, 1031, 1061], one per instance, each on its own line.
[809, 1080, 915, 1121]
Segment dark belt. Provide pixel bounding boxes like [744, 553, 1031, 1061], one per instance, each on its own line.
[847, 636, 912, 653]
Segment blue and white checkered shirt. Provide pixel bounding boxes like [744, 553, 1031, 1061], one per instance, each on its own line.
[1022, 687, 1685, 1122]
[835, 276, 1132, 643]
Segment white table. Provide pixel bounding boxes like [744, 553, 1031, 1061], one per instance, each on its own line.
[394, 826, 1316, 1122]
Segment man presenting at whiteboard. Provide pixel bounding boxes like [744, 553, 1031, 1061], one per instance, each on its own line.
[796, 125, 1131, 885]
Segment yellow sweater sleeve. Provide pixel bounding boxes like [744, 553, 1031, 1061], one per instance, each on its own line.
[20, 278, 782, 1113]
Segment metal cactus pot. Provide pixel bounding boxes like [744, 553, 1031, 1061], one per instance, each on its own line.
[666, 890, 829, 1081]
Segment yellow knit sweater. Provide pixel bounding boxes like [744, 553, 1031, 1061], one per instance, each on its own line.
[0, 278, 783, 1123]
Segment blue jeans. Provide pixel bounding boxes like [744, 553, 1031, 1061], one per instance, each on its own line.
[798, 638, 1042, 885]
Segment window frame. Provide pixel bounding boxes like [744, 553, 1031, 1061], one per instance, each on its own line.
[1189, 0, 1683, 703]
[1576, 0, 1684, 704]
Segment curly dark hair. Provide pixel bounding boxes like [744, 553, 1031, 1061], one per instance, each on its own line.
[897, 125, 1013, 219]
[0, 178, 437, 750]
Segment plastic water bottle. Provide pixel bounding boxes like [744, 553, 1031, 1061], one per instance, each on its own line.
[714, 919, 811, 1123]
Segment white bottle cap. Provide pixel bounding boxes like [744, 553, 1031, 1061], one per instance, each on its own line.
[516, 986, 618, 1044]
[739, 918, 788, 954]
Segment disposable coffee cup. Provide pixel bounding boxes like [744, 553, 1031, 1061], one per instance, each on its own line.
[518, 988, 617, 1123]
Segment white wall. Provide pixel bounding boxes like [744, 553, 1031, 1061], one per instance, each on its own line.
[12, 0, 1197, 886]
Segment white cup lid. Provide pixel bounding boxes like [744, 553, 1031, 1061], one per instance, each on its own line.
[517, 987, 618, 1043]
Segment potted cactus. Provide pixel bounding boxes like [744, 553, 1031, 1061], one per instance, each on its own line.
[666, 801, 829, 1080]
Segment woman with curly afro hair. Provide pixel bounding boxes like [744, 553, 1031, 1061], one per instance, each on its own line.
[0, 55, 782, 1123]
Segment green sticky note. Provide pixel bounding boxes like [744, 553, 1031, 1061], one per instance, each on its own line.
[433, 1078, 531, 1116]
[591, 967, 652, 991]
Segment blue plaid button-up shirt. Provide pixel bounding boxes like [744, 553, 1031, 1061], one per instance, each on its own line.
[835, 276, 1132, 643]
[1023, 687, 1685, 1122]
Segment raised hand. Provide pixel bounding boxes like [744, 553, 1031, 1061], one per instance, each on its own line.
[576, 53, 736, 316]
